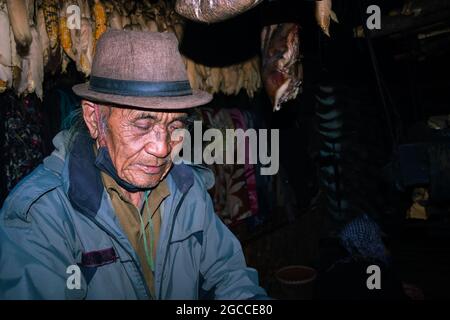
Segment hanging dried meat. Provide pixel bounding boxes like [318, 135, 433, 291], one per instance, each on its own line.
[78, 17, 94, 76]
[108, 8, 122, 29]
[36, 8, 50, 67]
[10, 26, 22, 89]
[261, 23, 303, 111]
[315, 0, 338, 37]
[175, 0, 263, 23]
[16, 27, 44, 100]
[6, 0, 32, 53]
[0, 0, 267, 98]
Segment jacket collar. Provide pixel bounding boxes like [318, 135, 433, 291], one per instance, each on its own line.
[67, 133, 104, 218]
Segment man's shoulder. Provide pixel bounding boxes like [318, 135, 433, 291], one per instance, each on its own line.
[166, 163, 217, 238]
[176, 162, 215, 193]
[1, 164, 63, 223]
[190, 164, 215, 191]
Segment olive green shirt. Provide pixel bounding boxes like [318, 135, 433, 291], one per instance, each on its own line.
[100, 171, 170, 298]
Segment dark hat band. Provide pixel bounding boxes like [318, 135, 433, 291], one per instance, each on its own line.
[89, 76, 192, 97]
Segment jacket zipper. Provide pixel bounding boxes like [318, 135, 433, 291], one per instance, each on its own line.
[84, 186, 190, 300]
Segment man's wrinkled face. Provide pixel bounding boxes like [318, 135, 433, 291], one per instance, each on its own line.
[102, 107, 187, 189]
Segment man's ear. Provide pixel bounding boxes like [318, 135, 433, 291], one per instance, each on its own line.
[82, 100, 99, 139]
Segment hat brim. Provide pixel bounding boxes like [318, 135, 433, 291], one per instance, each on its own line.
[72, 83, 213, 110]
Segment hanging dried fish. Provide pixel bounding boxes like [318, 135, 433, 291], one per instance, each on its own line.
[315, 0, 338, 37]
[225, 65, 240, 95]
[31, 25, 44, 99]
[142, 0, 153, 10]
[80, 0, 91, 18]
[207, 67, 222, 94]
[26, 0, 34, 25]
[261, 23, 303, 111]
[175, 0, 263, 23]
[111, 0, 125, 17]
[125, 0, 138, 12]
[173, 22, 184, 41]
[146, 17, 158, 32]
[103, 0, 114, 13]
[6, 0, 32, 52]
[17, 27, 44, 100]
[71, 27, 80, 61]
[134, 4, 149, 31]
[121, 15, 131, 29]
[42, 0, 59, 52]
[79, 17, 94, 76]
[184, 57, 199, 89]
[36, 7, 50, 67]
[130, 14, 144, 31]
[108, 8, 122, 29]
[223, 65, 234, 95]
[195, 63, 208, 81]
[154, 12, 167, 31]
[234, 65, 244, 95]
[251, 56, 261, 90]
[241, 59, 254, 97]
[170, 10, 184, 25]
[10, 26, 22, 89]
[130, 24, 142, 31]
[0, 3, 12, 92]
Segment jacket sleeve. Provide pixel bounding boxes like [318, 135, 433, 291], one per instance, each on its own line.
[0, 193, 81, 300]
[199, 194, 268, 300]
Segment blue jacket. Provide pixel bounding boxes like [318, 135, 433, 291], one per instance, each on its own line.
[0, 131, 267, 300]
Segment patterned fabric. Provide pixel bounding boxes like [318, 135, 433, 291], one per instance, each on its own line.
[1, 93, 44, 193]
[339, 213, 388, 264]
[0, 89, 79, 205]
[201, 107, 254, 225]
[229, 108, 259, 216]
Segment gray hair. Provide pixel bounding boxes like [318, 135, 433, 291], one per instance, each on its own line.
[66, 108, 90, 151]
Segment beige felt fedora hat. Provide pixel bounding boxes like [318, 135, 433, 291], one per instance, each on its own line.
[73, 30, 212, 109]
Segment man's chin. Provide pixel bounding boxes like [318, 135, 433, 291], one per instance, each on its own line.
[130, 179, 161, 189]
[123, 166, 171, 189]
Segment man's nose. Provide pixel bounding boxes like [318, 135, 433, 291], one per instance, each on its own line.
[144, 126, 171, 158]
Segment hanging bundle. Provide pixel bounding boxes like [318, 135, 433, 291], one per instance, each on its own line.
[183, 55, 262, 97]
[261, 23, 303, 111]
[6, 0, 32, 52]
[16, 26, 44, 100]
[0, 2, 12, 92]
[175, 0, 263, 23]
[315, 0, 339, 37]
[36, 8, 50, 66]
[0, 0, 268, 99]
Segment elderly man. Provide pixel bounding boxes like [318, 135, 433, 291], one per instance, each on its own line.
[0, 30, 267, 300]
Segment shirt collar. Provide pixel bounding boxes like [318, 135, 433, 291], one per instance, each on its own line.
[100, 168, 170, 215]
